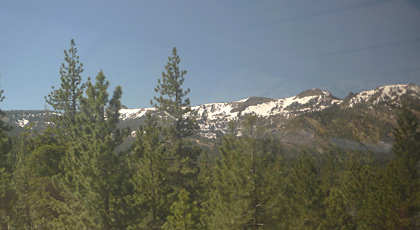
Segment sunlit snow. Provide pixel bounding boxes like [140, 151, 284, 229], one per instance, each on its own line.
[116, 84, 419, 139]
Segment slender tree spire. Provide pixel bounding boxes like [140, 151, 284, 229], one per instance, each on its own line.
[45, 39, 85, 126]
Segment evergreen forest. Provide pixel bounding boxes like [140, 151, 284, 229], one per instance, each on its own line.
[1, 40, 420, 230]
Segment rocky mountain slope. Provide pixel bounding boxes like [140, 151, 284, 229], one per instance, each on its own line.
[285, 84, 420, 152]
[116, 87, 343, 138]
[343, 84, 420, 107]
[4, 84, 420, 152]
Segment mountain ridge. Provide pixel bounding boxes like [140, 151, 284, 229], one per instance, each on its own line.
[3, 83, 420, 153]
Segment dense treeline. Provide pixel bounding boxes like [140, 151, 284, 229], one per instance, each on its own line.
[1, 40, 420, 229]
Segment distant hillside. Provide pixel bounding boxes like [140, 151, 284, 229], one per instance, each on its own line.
[4, 84, 420, 153]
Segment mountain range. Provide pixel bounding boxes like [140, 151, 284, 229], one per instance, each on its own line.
[4, 84, 420, 153]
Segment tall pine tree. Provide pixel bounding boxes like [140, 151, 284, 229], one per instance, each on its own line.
[368, 108, 420, 229]
[151, 47, 194, 139]
[209, 115, 282, 229]
[0, 85, 13, 229]
[162, 189, 201, 230]
[11, 128, 68, 229]
[61, 71, 128, 229]
[284, 153, 324, 229]
[129, 112, 171, 229]
[150, 47, 201, 227]
[45, 39, 85, 130]
[341, 151, 377, 229]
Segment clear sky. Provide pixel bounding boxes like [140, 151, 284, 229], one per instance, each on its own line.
[1, 0, 420, 110]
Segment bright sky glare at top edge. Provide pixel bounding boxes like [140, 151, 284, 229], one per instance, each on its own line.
[1, 0, 420, 110]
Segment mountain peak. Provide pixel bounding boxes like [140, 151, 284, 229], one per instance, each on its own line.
[296, 88, 333, 98]
[345, 84, 420, 108]
[230, 96, 275, 114]
[241, 96, 274, 106]
[6, 84, 419, 143]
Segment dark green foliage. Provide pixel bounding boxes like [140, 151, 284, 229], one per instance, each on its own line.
[339, 151, 377, 229]
[0, 86, 14, 229]
[285, 153, 324, 229]
[208, 115, 283, 229]
[11, 129, 68, 229]
[209, 134, 248, 229]
[151, 48, 200, 185]
[61, 71, 128, 229]
[318, 151, 353, 229]
[151, 47, 196, 139]
[364, 108, 420, 229]
[162, 189, 202, 230]
[133, 47, 203, 229]
[6, 39, 90, 229]
[0, 167, 13, 229]
[27, 128, 66, 177]
[195, 151, 212, 229]
[0, 86, 11, 171]
[45, 39, 85, 130]
[129, 112, 171, 229]
[392, 107, 420, 165]
[151, 47, 190, 116]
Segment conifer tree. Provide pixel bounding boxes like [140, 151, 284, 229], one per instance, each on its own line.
[11, 129, 36, 229]
[0, 85, 11, 173]
[0, 85, 10, 165]
[321, 186, 352, 230]
[45, 39, 85, 129]
[284, 153, 323, 229]
[0, 167, 12, 229]
[392, 107, 420, 171]
[367, 108, 420, 229]
[151, 47, 194, 139]
[129, 112, 171, 229]
[318, 151, 353, 229]
[264, 155, 287, 230]
[341, 151, 377, 229]
[209, 134, 248, 229]
[162, 189, 201, 230]
[61, 71, 127, 229]
[0, 86, 13, 229]
[209, 115, 282, 229]
[150, 47, 201, 219]
[196, 151, 212, 229]
[12, 128, 68, 229]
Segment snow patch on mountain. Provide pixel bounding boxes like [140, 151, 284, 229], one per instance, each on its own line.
[119, 108, 155, 120]
[116, 84, 418, 139]
[239, 90, 341, 118]
[192, 102, 239, 121]
[189, 90, 342, 137]
[17, 118, 29, 127]
[242, 100, 278, 117]
[5, 84, 418, 142]
[347, 84, 420, 108]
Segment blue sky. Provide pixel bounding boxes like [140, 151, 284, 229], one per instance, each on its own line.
[1, 0, 420, 110]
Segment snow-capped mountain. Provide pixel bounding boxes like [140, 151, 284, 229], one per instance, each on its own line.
[5, 84, 420, 146]
[116, 88, 342, 138]
[189, 89, 343, 138]
[2, 110, 52, 134]
[119, 108, 155, 120]
[117, 84, 420, 139]
[343, 84, 420, 108]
